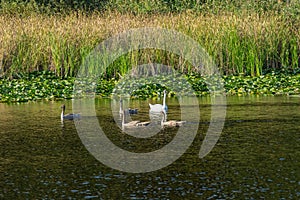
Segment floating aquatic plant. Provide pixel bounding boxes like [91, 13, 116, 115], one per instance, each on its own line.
[0, 71, 299, 103]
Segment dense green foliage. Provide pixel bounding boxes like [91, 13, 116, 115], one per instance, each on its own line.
[1, 12, 299, 78]
[1, 0, 299, 15]
[1, 70, 299, 102]
[0, 71, 115, 102]
[1, 0, 299, 78]
[0, 0, 299, 102]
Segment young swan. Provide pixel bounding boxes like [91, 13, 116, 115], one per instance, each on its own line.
[121, 110, 151, 130]
[149, 90, 168, 113]
[61, 104, 80, 121]
[119, 99, 138, 115]
[161, 111, 186, 127]
[136, 121, 151, 127]
[121, 110, 140, 130]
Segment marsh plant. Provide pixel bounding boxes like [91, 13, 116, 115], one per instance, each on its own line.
[0, 69, 299, 102]
[0, 0, 299, 102]
[0, 0, 299, 78]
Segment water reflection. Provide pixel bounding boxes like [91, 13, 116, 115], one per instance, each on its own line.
[0, 96, 299, 199]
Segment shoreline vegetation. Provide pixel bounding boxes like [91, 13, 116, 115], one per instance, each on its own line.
[0, 70, 299, 103]
[0, 0, 299, 102]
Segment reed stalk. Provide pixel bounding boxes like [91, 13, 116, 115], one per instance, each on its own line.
[0, 7, 299, 78]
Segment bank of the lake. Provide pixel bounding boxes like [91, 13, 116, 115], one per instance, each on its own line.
[1, 2, 299, 78]
[1, 1, 299, 103]
[0, 71, 299, 103]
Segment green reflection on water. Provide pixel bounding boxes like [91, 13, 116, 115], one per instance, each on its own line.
[0, 96, 299, 199]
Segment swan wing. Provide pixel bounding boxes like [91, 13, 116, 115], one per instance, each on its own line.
[63, 113, 81, 120]
[136, 121, 151, 127]
[128, 108, 138, 114]
[175, 121, 186, 126]
[126, 120, 140, 126]
[149, 104, 163, 112]
[162, 105, 168, 112]
[63, 114, 74, 120]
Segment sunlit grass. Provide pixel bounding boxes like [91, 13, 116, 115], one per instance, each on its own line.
[0, 10, 299, 78]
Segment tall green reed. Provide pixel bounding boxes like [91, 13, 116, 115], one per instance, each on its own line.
[0, 10, 299, 79]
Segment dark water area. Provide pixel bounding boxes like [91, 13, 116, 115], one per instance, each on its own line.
[0, 96, 299, 199]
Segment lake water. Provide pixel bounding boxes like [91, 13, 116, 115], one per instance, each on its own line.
[0, 96, 299, 199]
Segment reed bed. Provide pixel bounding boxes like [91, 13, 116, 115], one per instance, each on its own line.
[0, 10, 299, 78]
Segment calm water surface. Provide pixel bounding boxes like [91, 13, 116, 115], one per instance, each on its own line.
[0, 96, 299, 199]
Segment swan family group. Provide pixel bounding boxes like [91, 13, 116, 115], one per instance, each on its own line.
[61, 90, 186, 130]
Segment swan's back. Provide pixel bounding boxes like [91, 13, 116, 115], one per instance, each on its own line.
[128, 108, 138, 114]
[63, 113, 81, 120]
[162, 120, 186, 127]
[149, 103, 163, 112]
[123, 120, 140, 127]
[61, 104, 81, 120]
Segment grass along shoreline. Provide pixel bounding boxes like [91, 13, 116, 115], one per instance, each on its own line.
[0, 70, 299, 103]
[0, 11, 299, 78]
[1, 2, 299, 102]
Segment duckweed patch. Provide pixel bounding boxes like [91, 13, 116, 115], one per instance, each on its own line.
[0, 71, 116, 103]
[223, 73, 300, 96]
[0, 71, 299, 103]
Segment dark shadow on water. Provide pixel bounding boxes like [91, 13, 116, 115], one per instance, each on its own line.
[0, 96, 299, 199]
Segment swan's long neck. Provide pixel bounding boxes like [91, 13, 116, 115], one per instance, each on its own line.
[61, 107, 65, 120]
[163, 91, 166, 106]
[122, 110, 125, 127]
[120, 100, 123, 113]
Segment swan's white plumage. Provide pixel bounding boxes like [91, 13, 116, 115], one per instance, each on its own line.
[160, 111, 186, 127]
[149, 90, 168, 113]
[121, 110, 140, 130]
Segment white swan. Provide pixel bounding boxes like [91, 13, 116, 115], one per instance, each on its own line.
[119, 99, 138, 115]
[149, 90, 168, 113]
[161, 111, 186, 127]
[61, 104, 80, 121]
[121, 110, 140, 130]
[121, 110, 151, 130]
[136, 121, 151, 127]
